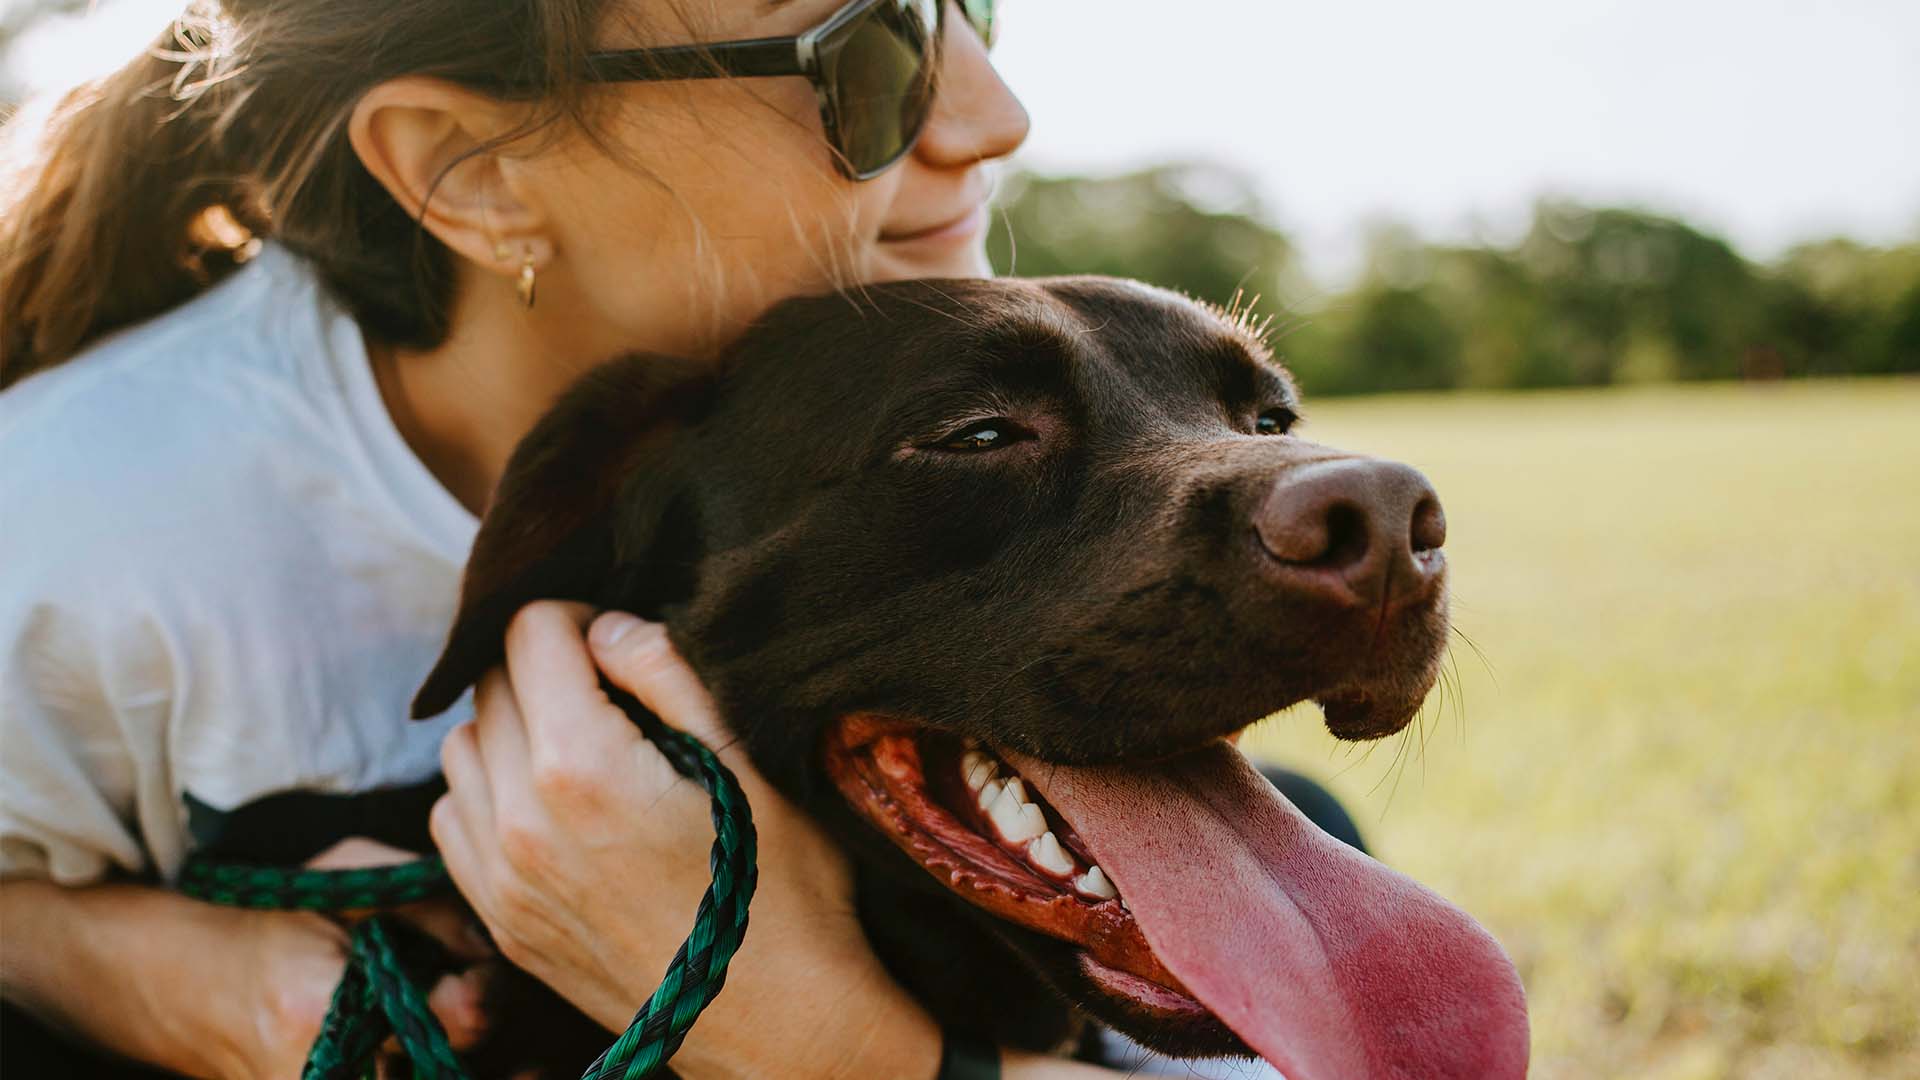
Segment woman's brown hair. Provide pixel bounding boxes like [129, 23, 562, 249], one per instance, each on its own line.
[0, 0, 620, 387]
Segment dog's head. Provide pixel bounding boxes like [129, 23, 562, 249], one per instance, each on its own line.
[414, 278, 1527, 1079]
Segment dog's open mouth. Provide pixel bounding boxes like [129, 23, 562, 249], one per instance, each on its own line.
[823, 715, 1207, 1019]
[824, 713, 1531, 1080]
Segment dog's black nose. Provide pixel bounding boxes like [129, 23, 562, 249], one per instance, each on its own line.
[1254, 458, 1447, 610]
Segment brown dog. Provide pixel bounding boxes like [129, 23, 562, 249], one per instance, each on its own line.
[415, 277, 1528, 1079]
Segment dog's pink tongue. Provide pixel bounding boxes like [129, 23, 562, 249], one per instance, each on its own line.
[1006, 743, 1528, 1080]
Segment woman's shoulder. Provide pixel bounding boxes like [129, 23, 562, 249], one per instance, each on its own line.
[0, 244, 340, 441]
[3, 249, 321, 550]
[0, 243, 470, 608]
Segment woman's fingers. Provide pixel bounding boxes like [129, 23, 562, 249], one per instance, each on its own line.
[587, 612, 725, 747]
[469, 668, 538, 826]
[301, 834, 494, 967]
[585, 610, 788, 809]
[502, 602, 629, 768]
[305, 836, 417, 872]
[429, 791, 488, 917]
[368, 968, 493, 1071]
[425, 967, 494, 1052]
[390, 896, 494, 966]
[438, 717, 498, 864]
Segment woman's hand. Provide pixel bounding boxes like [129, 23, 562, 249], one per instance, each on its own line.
[431, 602, 940, 1080]
[225, 904, 352, 1079]
[0, 853, 491, 1080]
[233, 837, 496, 1079]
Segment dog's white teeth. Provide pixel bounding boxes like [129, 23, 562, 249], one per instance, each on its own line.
[1010, 803, 1048, 843]
[984, 787, 1023, 836]
[961, 751, 999, 792]
[988, 785, 1048, 843]
[977, 778, 1006, 811]
[999, 777, 1028, 806]
[1027, 831, 1076, 876]
[1074, 865, 1119, 901]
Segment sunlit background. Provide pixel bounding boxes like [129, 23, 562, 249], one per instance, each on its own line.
[9, 0, 1920, 281]
[4, 2, 1915, 1077]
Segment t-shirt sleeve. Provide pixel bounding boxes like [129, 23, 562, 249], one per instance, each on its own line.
[0, 594, 167, 884]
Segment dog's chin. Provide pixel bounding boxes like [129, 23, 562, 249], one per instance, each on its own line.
[1313, 676, 1435, 742]
[821, 715, 1251, 1055]
[1307, 599, 1452, 741]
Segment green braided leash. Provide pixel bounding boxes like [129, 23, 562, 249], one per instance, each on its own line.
[180, 856, 452, 911]
[179, 855, 471, 1080]
[582, 687, 758, 1080]
[179, 686, 757, 1080]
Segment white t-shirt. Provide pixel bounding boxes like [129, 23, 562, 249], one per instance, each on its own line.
[0, 243, 477, 884]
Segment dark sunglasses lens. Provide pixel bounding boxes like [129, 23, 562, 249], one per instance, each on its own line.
[825, 0, 939, 177]
[962, 0, 995, 46]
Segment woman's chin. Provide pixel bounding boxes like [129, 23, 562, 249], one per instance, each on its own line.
[871, 241, 993, 283]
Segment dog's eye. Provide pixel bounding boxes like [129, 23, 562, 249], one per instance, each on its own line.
[936, 419, 1031, 453]
[1255, 408, 1298, 436]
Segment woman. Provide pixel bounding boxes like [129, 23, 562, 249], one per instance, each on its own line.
[0, 0, 1120, 1074]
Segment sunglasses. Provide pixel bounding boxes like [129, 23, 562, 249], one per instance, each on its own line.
[579, 0, 997, 181]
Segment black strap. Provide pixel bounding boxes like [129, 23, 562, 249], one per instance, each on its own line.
[937, 1030, 1001, 1080]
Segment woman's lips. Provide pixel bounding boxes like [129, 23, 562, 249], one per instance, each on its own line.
[880, 203, 987, 244]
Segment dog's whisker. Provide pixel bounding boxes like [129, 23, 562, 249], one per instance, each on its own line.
[1365, 726, 1409, 801]
[1448, 623, 1496, 687]
[1442, 643, 1470, 744]
[1429, 655, 1460, 739]
[1385, 726, 1419, 814]
[1365, 733, 1404, 814]
[1416, 689, 1446, 786]
[1326, 733, 1378, 786]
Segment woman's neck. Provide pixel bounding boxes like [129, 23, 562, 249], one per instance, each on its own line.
[367, 261, 738, 515]
[366, 292, 599, 516]
[366, 339, 507, 515]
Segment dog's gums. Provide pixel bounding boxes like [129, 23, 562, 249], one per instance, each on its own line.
[823, 715, 1194, 1005]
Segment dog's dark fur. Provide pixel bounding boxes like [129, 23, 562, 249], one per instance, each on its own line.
[417, 277, 1449, 1059]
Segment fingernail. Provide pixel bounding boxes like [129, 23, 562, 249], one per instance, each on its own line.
[591, 611, 642, 648]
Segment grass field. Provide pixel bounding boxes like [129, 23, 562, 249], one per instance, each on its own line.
[1240, 378, 1920, 1080]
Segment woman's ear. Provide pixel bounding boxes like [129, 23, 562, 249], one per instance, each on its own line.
[347, 76, 552, 269]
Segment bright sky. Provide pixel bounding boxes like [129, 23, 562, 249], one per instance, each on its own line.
[12, 0, 1919, 282]
[989, 0, 1920, 280]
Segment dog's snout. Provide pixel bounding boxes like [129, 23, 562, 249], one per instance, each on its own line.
[1254, 459, 1447, 609]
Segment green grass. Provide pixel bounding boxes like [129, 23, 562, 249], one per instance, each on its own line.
[1241, 378, 1920, 1080]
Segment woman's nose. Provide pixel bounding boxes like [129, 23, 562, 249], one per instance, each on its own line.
[913, 2, 1031, 168]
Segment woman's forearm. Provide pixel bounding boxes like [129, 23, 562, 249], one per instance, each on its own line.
[0, 878, 1124, 1080]
[0, 877, 343, 1079]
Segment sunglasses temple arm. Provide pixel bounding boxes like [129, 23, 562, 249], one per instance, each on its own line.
[583, 38, 808, 82]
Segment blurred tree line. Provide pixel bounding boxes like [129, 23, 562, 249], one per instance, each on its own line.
[987, 165, 1920, 395]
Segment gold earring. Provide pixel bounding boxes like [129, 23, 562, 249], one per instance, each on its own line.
[517, 248, 537, 309]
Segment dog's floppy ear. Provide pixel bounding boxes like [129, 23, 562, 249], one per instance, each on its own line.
[411, 355, 713, 719]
